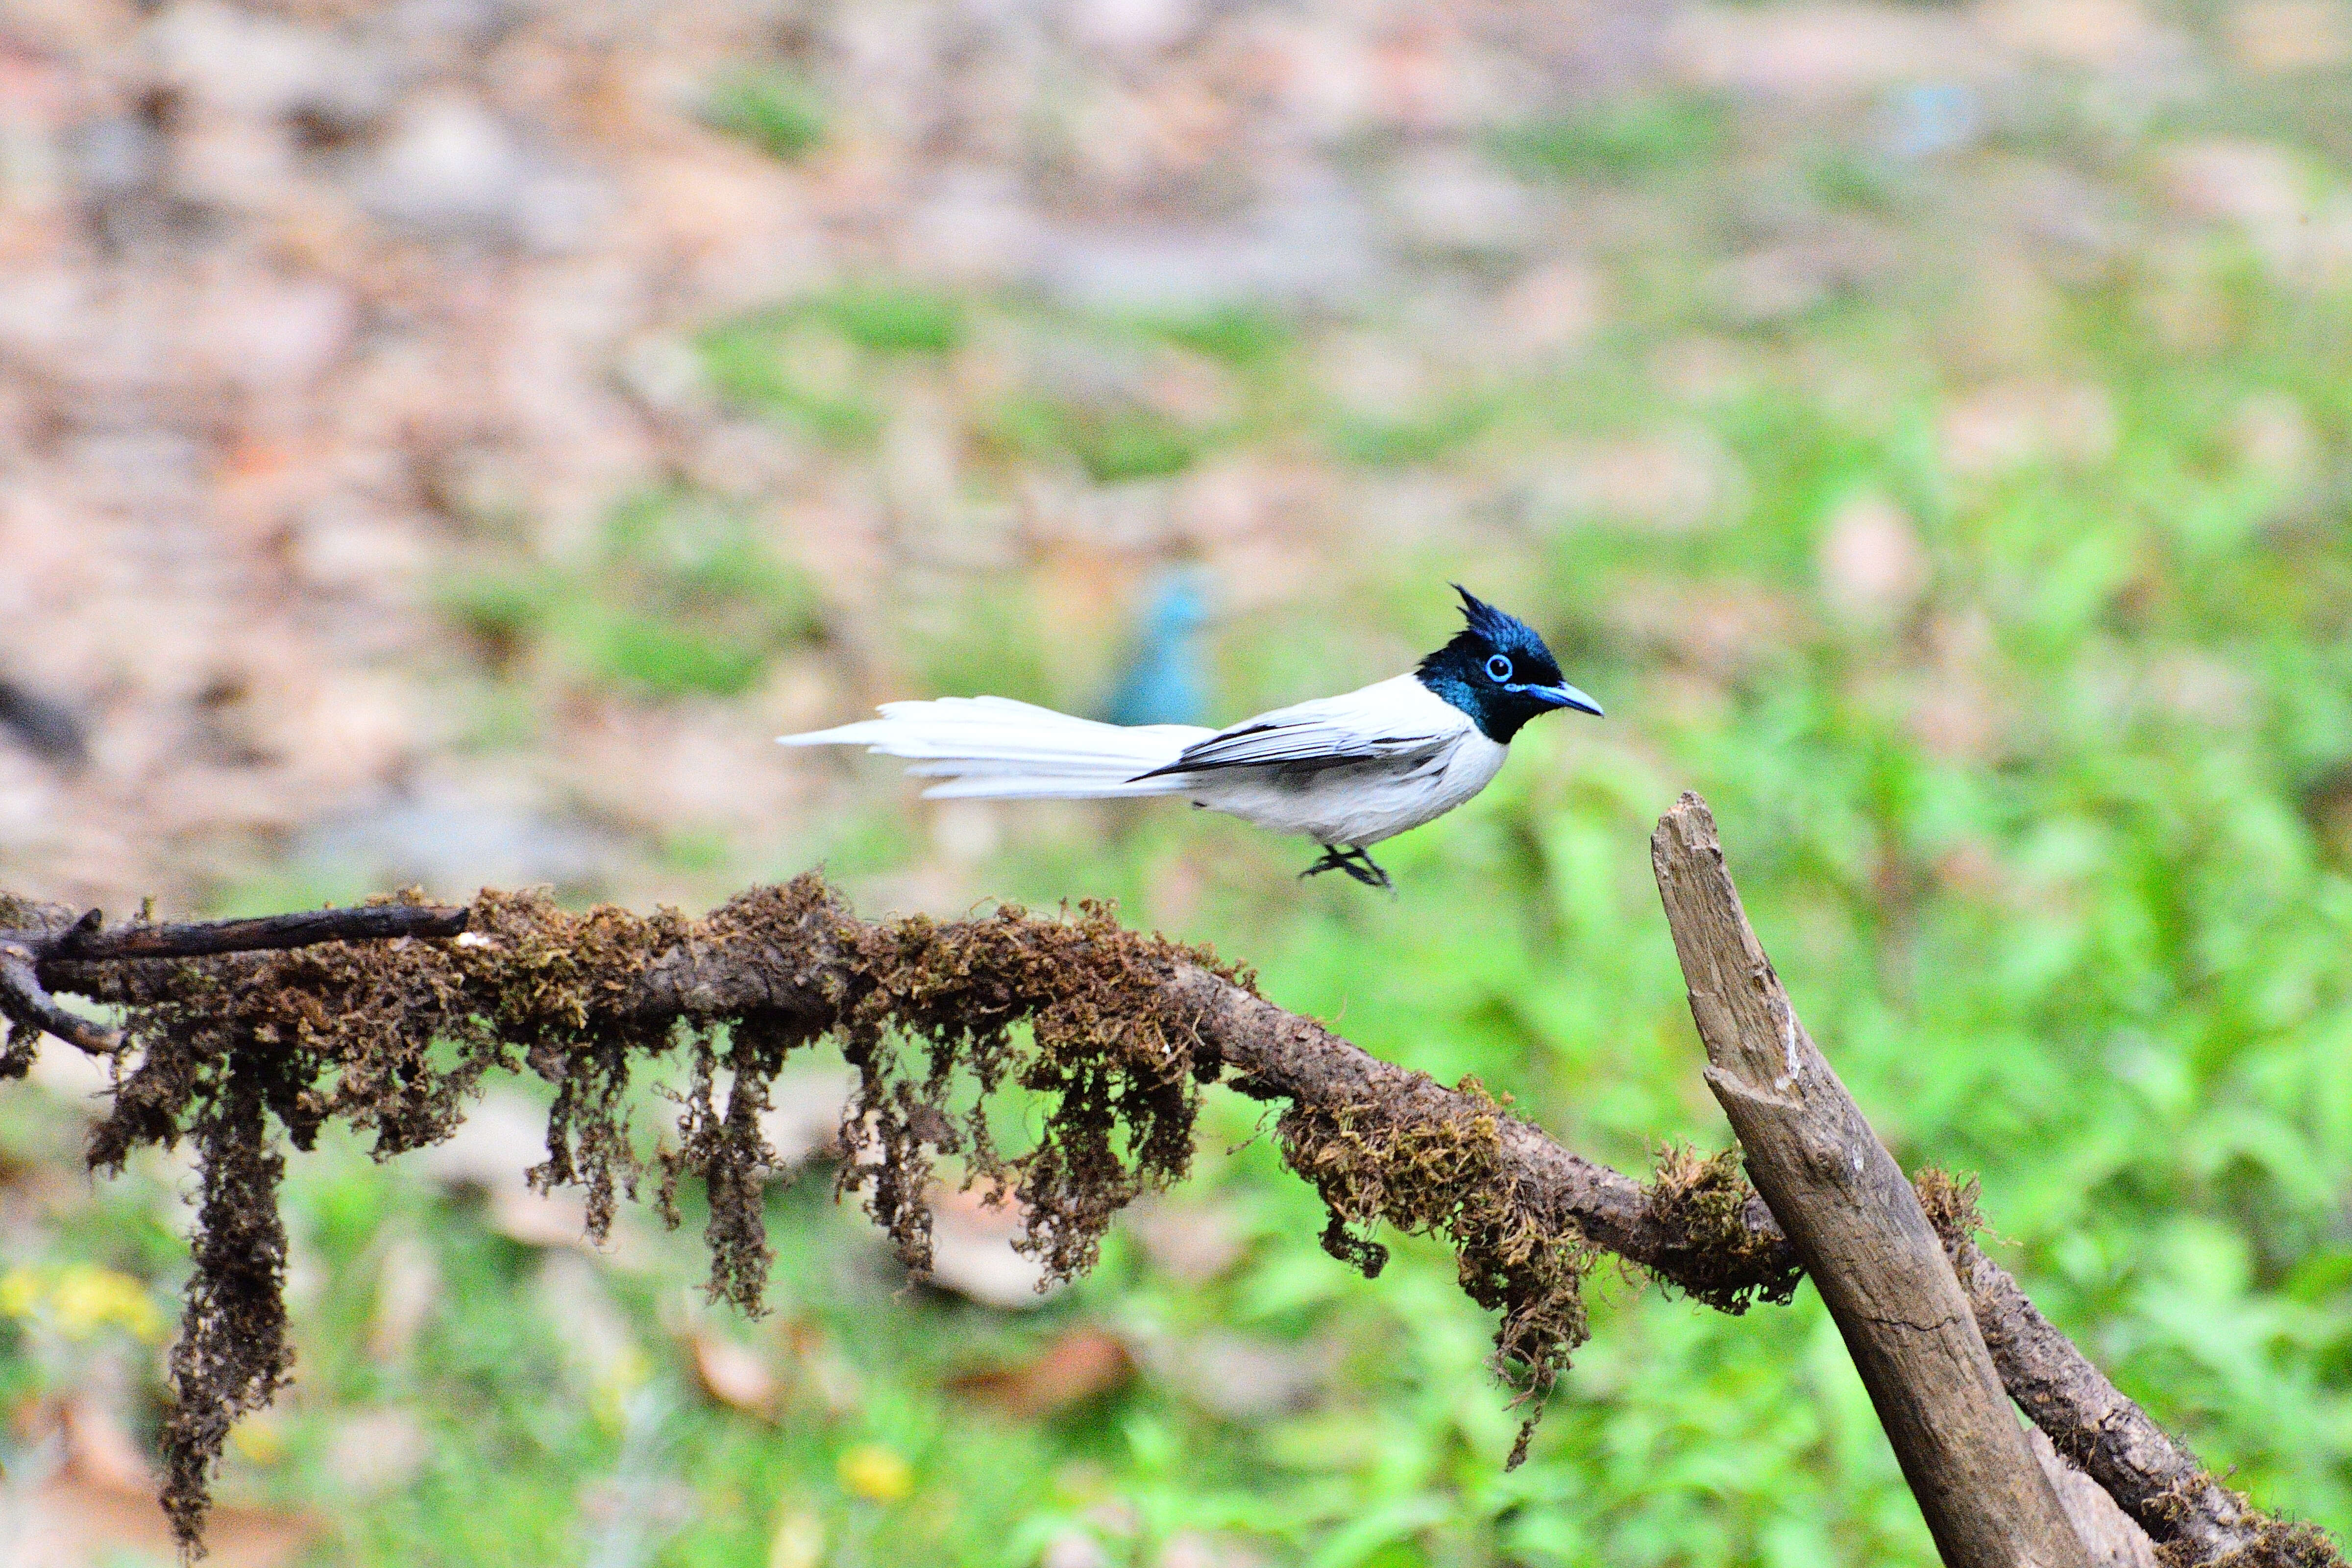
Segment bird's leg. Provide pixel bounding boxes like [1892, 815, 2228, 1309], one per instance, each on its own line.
[1300, 845, 1354, 881]
[1299, 844, 1392, 890]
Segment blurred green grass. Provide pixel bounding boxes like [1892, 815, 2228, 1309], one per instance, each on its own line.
[1494, 95, 1732, 182]
[442, 489, 824, 699]
[702, 71, 829, 163]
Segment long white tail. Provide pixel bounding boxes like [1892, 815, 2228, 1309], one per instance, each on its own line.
[780, 696, 1216, 800]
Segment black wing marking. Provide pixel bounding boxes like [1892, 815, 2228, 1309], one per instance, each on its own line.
[1129, 717, 1448, 780]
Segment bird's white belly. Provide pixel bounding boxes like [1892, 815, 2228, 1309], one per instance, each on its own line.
[1184, 730, 1509, 848]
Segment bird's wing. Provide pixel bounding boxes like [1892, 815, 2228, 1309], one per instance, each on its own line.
[1134, 676, 1459, 778]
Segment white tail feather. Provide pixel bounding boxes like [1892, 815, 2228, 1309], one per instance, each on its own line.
[781, 696, 1214, 800]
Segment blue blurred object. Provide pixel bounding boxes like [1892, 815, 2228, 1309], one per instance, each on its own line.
[1881, 81, 1981, 159]
[1104, 568, 1212, 727]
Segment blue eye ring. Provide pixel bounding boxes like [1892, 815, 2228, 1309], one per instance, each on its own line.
[1484, 653, 1513, 683]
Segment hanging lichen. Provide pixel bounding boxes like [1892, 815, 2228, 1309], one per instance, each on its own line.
[1276, 1076, 1594, 1467]
[27, 876, 1794, 1558]
[48, 878, 1248, 1554]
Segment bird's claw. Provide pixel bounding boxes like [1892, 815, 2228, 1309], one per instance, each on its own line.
[1300, 845, 1394, 892]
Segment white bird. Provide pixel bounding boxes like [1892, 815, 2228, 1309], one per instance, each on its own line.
[780, 586, 1603, 888]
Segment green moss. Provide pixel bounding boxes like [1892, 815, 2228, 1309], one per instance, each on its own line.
[56, 879, 1252, 1551]
[1640, 1146, 1803, 1314]
[1276, 1078, 1595, 1468]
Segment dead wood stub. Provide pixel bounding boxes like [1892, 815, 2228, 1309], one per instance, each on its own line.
[1654, 791, 2092, 1568]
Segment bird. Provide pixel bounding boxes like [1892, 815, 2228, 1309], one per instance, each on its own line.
[1103, 567, 1211, 729]
[780, 585, 1602, 889]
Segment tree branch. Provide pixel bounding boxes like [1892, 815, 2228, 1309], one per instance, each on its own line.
[1956, 1237, 2325, 1567]
[12, 868, 2335, 1568]
[48, 903, 470, 961]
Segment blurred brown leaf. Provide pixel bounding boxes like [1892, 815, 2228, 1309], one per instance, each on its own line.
[8, 1399, 313, 1568]
[947, 1325, 1135, 1419]
[58, 1394, 149, 1496]
[922, 1181, 1060, 1309]
[3, 1480, 316, 1568]
[1981, 0, 2173, 68]
[1816, 491, 1928, 628]
[1665, 5, 1987, 102]
[1125, 1196, 1247, 1282]
[1159, 1531, 1270, 1568]
[2230, 0, 2352, 73]
[691, 1329, 780, 1418]
[2159, 140, 2309, 229]
[1940, 380, 2118, 476]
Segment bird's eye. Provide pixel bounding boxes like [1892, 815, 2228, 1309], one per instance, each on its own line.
[1485, 654, 1513, 683]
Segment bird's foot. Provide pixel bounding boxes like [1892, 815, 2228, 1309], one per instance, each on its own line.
[1300, 844, 1394, 891]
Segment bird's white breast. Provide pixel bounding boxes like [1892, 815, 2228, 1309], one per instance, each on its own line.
[1181, 676, 1508, 848]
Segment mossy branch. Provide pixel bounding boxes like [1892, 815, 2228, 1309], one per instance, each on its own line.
[0, 875, 2335, 1568]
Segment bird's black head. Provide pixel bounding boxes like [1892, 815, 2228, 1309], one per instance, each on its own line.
[1415, 586, 1603, 743]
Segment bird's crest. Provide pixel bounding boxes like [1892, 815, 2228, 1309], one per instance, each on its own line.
[1435, 584, 1558, 672]
[1451, 584, 1539, 652]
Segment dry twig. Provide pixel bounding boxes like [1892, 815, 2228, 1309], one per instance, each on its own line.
[0, 899, 470, 1058]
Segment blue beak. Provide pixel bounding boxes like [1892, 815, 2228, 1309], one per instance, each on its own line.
[1528, 683, 1605, 717]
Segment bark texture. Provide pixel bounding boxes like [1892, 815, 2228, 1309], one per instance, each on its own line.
[1651, 792, 2092, 1568]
